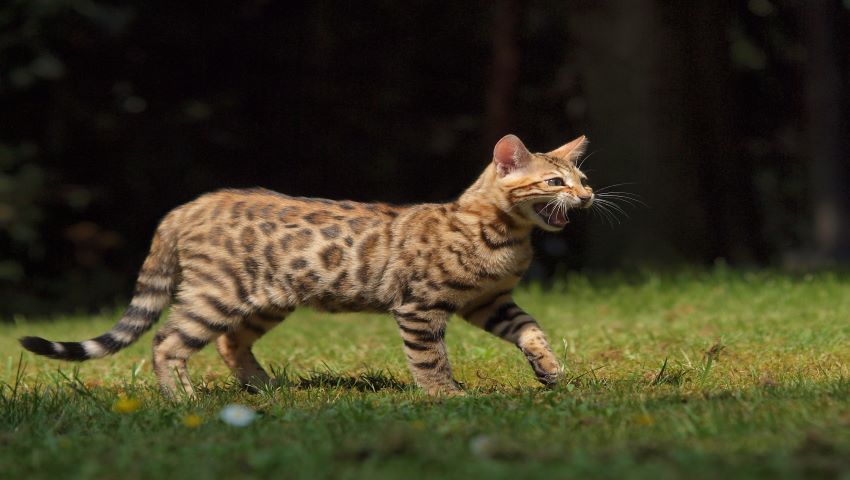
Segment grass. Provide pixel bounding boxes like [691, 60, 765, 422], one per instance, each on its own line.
[1, 269, 849, 479]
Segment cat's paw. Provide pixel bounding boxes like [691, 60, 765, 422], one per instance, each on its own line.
[423, 382, 466, 397]
[535, 370, 563, 387]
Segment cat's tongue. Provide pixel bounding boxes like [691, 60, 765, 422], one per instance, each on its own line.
[533, 203, 568, 227]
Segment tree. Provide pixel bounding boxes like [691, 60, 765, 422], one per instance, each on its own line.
[802, 0, 849, 264]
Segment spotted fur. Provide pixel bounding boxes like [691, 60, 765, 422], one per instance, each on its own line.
[20, 134, 594, 397]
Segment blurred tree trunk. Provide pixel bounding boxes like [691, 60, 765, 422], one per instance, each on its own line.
[567, 1, 751, 266]
[485, 0, 520, 146]
[802, 0, 849, 263]
[567, 1, 707, 266]
[677, 1, 761, 263]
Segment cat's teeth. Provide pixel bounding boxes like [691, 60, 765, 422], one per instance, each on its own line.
[532, 202, 568, 227]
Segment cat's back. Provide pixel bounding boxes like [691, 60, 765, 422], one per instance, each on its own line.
[160, 188, 409, 310]
[167, 187, 402, 239]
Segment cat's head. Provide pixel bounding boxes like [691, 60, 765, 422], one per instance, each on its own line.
[490, 134, 593, 232]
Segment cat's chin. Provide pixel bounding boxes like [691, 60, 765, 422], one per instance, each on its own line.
[532, 202, 569, 231]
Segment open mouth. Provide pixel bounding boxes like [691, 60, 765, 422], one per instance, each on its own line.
[533, 202, 569, 228]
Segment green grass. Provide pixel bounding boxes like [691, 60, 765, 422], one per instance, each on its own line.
[2, 269, 850, 479]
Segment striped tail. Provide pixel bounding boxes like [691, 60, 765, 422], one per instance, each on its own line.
[20, 228, 178, 361]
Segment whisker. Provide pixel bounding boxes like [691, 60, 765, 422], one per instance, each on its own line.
[547, 205, 556, 224]
[593, 199, 626, 223]
[596, 192, 648, 208]
[595, 195, 641, 207]
[591, 202, 618, 226]
[556, 198, 568, 224]
[577, 150, 599, 170]
[592, 202, 617, 222]
[540, 199, 557, 222]
[594, 183, 638, 193]
[600, 203, 622, 226]
[594, 198, 629, 218]
[595, 190, 643, 199]
[547, 196, 567, 224]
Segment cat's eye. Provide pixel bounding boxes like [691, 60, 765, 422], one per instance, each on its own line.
[546, 178, 565, 187]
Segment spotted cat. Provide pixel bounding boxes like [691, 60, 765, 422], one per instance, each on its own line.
[20, 134, 594, 397]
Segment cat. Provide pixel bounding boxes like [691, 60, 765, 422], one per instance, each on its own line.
[20, 134, 594, 397]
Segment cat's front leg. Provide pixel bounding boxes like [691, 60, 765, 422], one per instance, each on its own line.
[392, 306, 463, 396]
[462, 291, 563, 385]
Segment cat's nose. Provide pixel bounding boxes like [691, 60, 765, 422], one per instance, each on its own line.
[578, 193, 593, 206]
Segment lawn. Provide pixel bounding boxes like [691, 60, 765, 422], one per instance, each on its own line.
[2, 270, 849, 479]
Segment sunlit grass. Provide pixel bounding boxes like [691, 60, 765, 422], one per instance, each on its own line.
[2, 269, 849, 479]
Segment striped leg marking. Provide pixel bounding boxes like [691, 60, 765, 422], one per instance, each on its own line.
[152, 303, 236, 398]
[462, 292, 562, 385]
[216, 309, 290, 392]
[393, 304, 462, 396]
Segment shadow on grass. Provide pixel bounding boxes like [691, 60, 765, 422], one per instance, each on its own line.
[272, 366, 410, 393]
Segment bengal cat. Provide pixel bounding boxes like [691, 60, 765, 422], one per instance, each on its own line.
[20, 134, 594, 398]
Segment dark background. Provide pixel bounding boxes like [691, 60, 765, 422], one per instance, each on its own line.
[1, 0, 848, 317]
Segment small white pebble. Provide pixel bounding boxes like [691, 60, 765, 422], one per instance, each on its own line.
[219, 404, 256, 427]
[469, 434, 496, 458]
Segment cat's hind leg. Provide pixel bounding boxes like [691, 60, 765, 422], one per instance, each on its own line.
[216, 308, 292, 392]
[152, 302, 233, 399]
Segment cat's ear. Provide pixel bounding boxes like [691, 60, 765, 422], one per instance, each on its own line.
[547, 135, 588, 164]
[493, 134, 531, 176]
